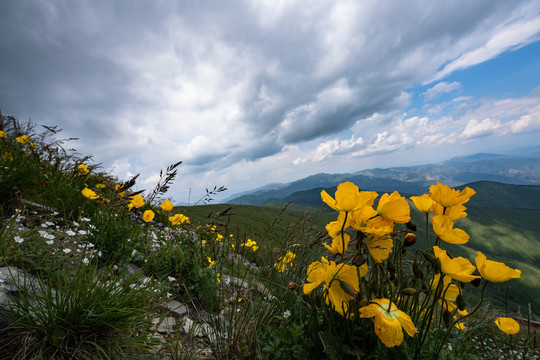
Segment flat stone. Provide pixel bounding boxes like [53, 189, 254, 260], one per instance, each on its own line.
[165, 300, 188, 316]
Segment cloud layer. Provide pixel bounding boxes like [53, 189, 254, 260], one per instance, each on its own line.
[1, 0, 540, 202]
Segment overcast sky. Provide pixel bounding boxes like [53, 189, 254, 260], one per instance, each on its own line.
[2, 0, 540, 204]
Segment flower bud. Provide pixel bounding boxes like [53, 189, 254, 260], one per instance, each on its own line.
[406, 220, 417, 232]
[443, 309, 452, 328]
[423, 252, 441, 272]
[401, 288, 419, 296]
[352, 254, 367, 267]
[412, 262, 423, 280]
[339, 281, 358, 297]
[456, 294, 466, 311]
[404, 233, 417, 247]
[288, 282, 298, 290]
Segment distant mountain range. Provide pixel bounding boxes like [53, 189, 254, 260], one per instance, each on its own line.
[226, 150, 540, 206]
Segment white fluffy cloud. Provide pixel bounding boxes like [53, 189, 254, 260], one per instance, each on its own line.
[1, 1, 540, 201]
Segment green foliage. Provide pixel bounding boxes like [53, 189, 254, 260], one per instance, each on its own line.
[0, 264, 164, 359]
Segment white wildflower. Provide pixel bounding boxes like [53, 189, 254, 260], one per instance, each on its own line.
[14, 236, 24, 244]
[46, 240, 54, 245]
[63, 248, 72, 254]
[167, 276, 176, 282]
[283, 310, 291, 319]
[66, 230, 76, 236]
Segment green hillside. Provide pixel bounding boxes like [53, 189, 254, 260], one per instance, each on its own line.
[217, 181, 540, 319]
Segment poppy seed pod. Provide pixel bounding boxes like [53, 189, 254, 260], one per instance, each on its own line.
[406, 220, 417, 232]
[404, 233, 417, 247]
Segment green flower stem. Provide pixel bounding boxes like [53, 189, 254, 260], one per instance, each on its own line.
[434, 280, 489, 357]
[425, 213, 429, 249]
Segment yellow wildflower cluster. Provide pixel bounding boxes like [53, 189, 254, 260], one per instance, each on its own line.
[274, 250, 296, 272]
[301, 181, 522, 349]
[242, 238, 259, 252]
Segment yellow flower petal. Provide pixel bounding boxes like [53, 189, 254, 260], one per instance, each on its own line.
[429, 182, 475, 207]
[142, 210, 155, 222]
[495, 317, 520, 335]
[411, 194, 434, 213]
[160, 200, 174, 211]
[433, 246, 480, 283]
[377, 191, 410, 223]
[475, 252, 521, 282]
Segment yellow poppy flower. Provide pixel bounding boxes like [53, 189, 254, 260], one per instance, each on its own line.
[410, 194, 434, 213]
[81, 188, 99, 200]
[430, 274, 460, 312]
[475, 252, 521, 282]
[433, 246, 480, 283]
[77, 164, 89, 175]
[432, 202, 468, 220]
[142, 210, 155, 222]
[429, 182, 475, 207]
[326, 212, 352, 237]
[376, 191, 410, 223]
[455, 322, 467, 331]
[359, 298, 417, 347]
[304, 257, 367, 315]
[432, 215, 469, 244]
[16, 135, 29, 144]
[365, 232, 393, 263]
[169, 213, 190, 225]
[323, 233, 350, 255]
[129, 194, 145, 208]
[160, 200, 174, 211]
[0, 130, 6, 137]
[321, 182, 377, 212]
[495, 317, 520, 335]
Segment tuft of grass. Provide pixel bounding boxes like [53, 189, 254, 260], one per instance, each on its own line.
[0, 264, 164, 359]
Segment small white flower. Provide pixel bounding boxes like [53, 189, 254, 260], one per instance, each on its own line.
[14, 236, 24, 244]
[98, 251, 102, 257]
[63, 248, 72, 254]
[41, 223, 48, 228]
[167, 276, 176, 282]
[46, 240, 54, 245]
[73, 221, 80, 227]
[87, 242, 94, 248]
[131, 249, 137, 256]
[81, 217, 91, 222]
[283, 310, 291, 319]
[53, 211, 59, 216]
[78, 230, 87, 235]
[66, 230, 76, 236]
[166, 292, 172, 298]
